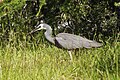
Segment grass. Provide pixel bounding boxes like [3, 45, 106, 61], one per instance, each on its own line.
[0, 41, 120, 80]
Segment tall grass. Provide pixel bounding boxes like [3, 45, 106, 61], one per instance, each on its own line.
[0, 32, 119, 80]
[0, 0, 119, 79]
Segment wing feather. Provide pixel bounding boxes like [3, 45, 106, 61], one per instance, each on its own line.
[55, 33, 102, 49]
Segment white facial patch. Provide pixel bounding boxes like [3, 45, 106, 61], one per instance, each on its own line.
[40, 24, 44, 28]
[36, 24, 46, 30]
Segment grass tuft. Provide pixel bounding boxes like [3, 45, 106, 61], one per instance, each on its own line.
[0, 40, 120, 80]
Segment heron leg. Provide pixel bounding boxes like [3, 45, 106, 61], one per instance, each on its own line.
[68, 50, 73, 61]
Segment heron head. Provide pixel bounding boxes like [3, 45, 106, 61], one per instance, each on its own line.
[28, 23, 49, 35]
[35, 23, 47, 30]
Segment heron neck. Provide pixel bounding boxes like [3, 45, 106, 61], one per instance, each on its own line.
[44, 28, 55, 44]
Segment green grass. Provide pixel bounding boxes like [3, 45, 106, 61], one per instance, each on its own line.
[0, 41, 120, 80]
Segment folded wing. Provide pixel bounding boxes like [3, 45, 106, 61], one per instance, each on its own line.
[55, 33, 102, 49]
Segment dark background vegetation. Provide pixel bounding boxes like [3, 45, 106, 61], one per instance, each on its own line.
[0, 0, 120, 47]
[0, 1, 120, 79]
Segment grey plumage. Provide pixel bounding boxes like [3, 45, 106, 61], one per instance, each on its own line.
[55, 33, 102, 49]
[29, 23, 102, 60]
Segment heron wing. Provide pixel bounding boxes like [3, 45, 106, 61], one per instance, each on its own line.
[55, 33, 102, 49]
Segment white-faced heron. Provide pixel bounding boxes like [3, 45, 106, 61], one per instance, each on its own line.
[29, 23, 102, 60]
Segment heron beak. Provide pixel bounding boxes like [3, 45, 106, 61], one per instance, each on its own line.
[28, 28, 38, 35]
[28, 27, 42, 35]
[27, 24, 45, 35]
